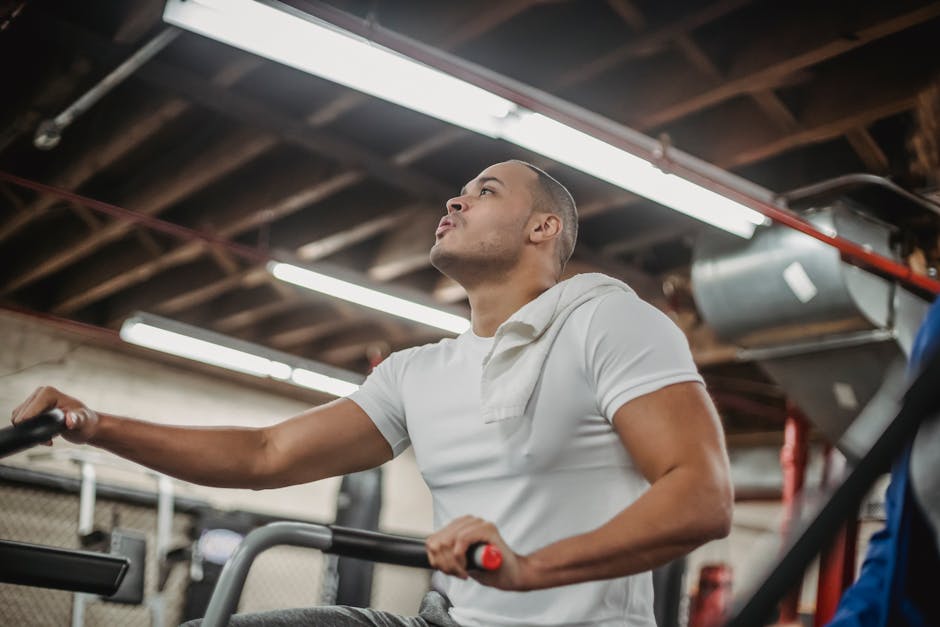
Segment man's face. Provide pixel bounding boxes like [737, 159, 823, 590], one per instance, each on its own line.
[429, 161, 537, 281]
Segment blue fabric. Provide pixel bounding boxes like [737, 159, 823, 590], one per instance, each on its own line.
[828, 298, 940, 626]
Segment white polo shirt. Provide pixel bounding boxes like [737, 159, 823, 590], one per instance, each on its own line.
[349, 290, 703, 626]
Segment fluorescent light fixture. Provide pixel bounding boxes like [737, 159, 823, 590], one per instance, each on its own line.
[120, 313, 362, 396]
[499, 111, 767, 238]
[291, 367, 359, 397]
[269, 261, 471, 334]
[164, 0, 770, 238]
[163, 0, 514, 138]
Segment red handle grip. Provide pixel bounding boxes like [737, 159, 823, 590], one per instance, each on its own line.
[466, 543, 502, 571]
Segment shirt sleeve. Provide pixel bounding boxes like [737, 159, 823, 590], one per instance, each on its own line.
[347, 349, 413, 456]
[585, 290, 704, 422]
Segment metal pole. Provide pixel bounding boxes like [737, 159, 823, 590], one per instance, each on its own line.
[201, 522, 333, 627]
[34, 28, 180, 150]
[150, 475, 174, 627]
[72, 461, 97, 627]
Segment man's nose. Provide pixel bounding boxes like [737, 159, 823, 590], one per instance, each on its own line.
[446, 198, 465, 214]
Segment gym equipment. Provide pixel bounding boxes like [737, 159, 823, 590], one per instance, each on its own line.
[0, 410, 130, 597]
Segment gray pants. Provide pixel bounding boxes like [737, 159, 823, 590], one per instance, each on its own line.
[180, 591, 460, 627]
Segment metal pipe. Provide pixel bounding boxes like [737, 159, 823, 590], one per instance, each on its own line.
[0, 171, 269, 265]
[34, 28, 180, 150]
[73, 461, 97, 627]
[276, 1, 940, 296]
[783, 173, 940, 217]
[202, 522, 333, 627]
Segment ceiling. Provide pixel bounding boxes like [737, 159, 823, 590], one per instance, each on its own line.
[2, 0, 939, 444]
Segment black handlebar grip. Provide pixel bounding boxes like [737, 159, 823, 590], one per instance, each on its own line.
[0, 409, 66, 458]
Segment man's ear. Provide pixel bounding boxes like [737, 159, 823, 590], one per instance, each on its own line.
[530, 213, 562, 243]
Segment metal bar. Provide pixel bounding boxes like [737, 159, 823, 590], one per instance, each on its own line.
[34, 28, 180, 149]
[73, 461, 97, 627]
[782, 173, 940, 217]
[737, 329, 896, 361]
[201, 522, 333, 627]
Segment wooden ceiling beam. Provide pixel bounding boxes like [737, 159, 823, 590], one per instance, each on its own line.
[555, 0, 752, 89]
[629, 2, 940, 129]
[111, 0, 164, 44]
[268, 318, 363, 352]
[214, 298, 301, 334]
[845, 128, 891, 174]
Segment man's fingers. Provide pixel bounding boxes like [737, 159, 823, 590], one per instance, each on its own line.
[11, 387, 41, 422]
[13, 387, 57, 424]
[427, 517, 482, 578]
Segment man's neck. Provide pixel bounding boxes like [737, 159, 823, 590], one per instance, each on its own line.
[466, 270, 556, 337]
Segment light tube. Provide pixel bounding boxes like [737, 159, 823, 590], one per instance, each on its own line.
[163, 0, 770, 238]
[162, 0, 514, 138]
[120, 321, 289, 378]
[499, 111, 767, 238]
[120, 314, 361, 396]
[269, 261, 471, 334]
[291, 367, 360, 397]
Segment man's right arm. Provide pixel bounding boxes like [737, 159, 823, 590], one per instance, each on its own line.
[10, 386, 393, 490]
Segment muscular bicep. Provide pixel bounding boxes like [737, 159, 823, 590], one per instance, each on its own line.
[260, 398, 394, 488]
[612, 381, 730, 490]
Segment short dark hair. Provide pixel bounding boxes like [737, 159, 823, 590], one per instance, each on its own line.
[511, 160, 578, 269]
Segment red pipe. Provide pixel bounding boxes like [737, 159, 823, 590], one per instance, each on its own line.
[688, 563, 734, 627]
[779, 403, 810, 624]
[662, 159, 940, 296]
[0, 171, 270, 265]
[814, 446, 859, 626]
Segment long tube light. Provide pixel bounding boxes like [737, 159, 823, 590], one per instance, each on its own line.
[120, 313, 361, 397]
[269, 261, 471, 334]
[163, 0, 767, 238]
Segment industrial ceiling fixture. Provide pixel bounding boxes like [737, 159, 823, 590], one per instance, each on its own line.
[120, 312, 362, 397]
[268, 262, 471, 334]
[162, 0, 769, 239]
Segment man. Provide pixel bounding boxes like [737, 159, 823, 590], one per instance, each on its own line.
[12, 160, 732, 626]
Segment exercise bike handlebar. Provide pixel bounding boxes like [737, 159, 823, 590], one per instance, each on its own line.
[202, 521, 502, 627]
[0, 409, 66, 458]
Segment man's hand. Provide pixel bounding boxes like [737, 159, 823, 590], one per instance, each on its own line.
[426, 516, 534, 591]
[11, 386, 99, 445]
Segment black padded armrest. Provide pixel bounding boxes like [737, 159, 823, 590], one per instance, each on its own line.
[0, 539, 129, 596]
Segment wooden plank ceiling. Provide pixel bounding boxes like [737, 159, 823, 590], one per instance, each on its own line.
[2, 0, 939, 442]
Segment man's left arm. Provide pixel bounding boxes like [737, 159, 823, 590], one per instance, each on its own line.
[427, 380, 733, 590]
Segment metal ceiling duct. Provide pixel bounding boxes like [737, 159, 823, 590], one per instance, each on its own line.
[692, 201, 930, 458]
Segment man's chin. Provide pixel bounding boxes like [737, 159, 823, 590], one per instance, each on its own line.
[430, 246, 461, 279]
